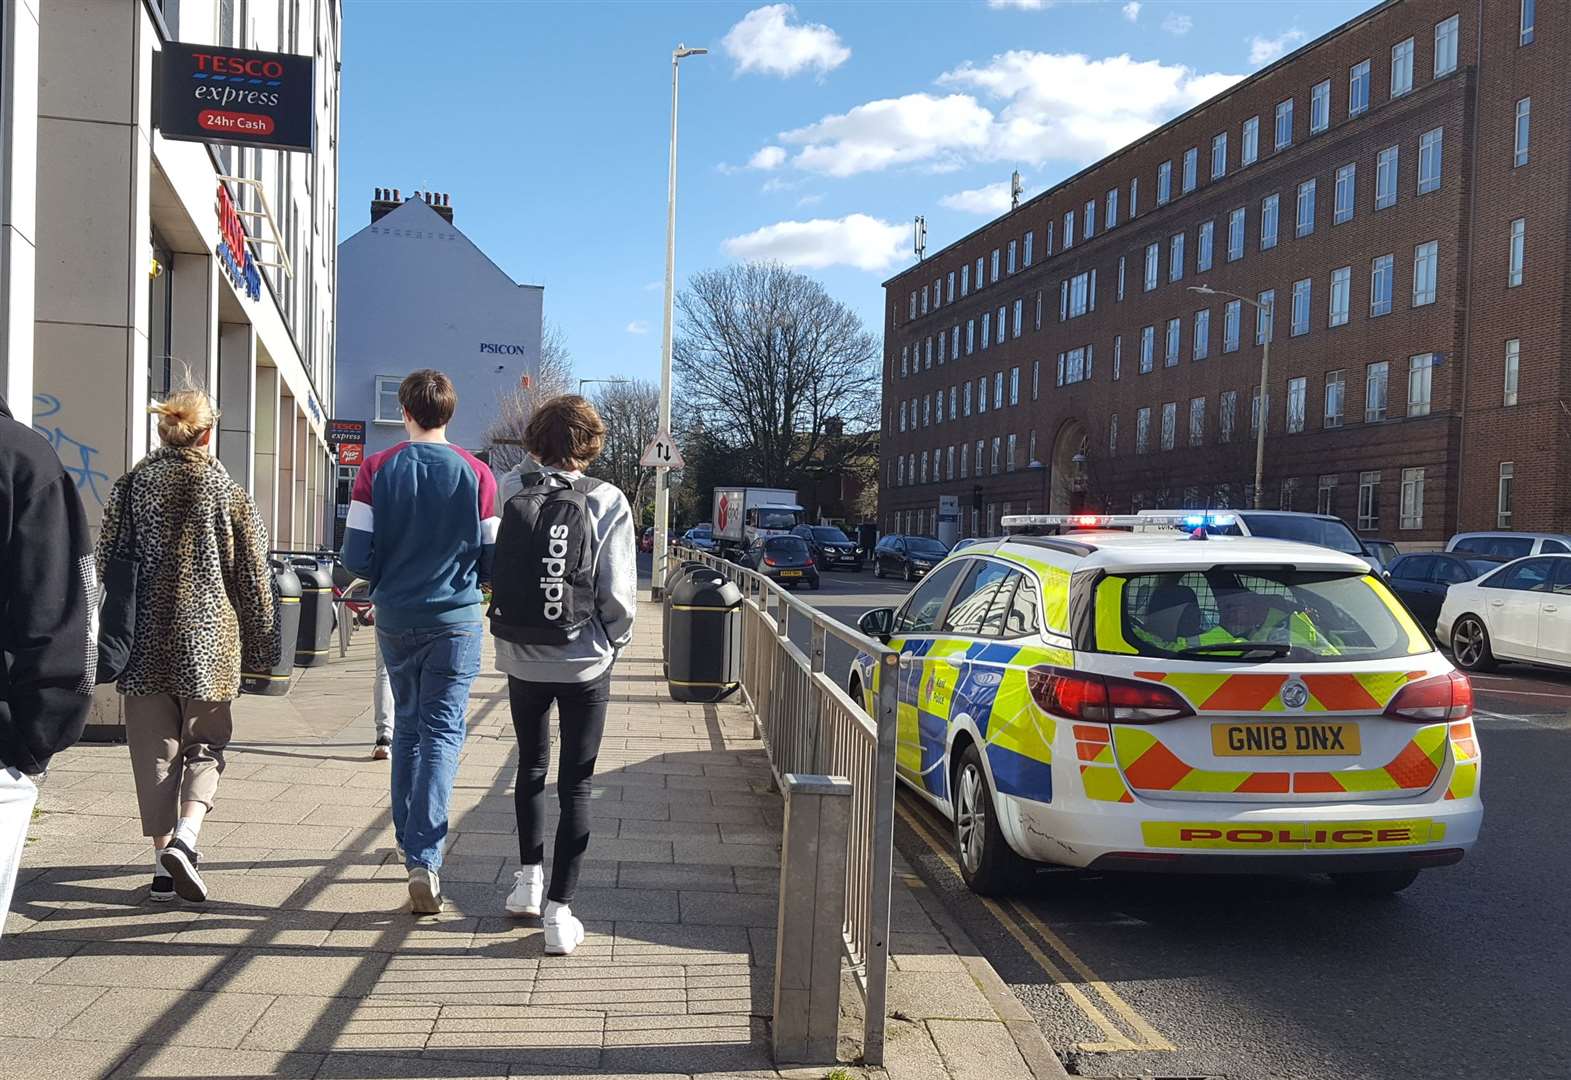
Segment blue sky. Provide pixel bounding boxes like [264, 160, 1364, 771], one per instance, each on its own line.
[339, 0, 1372, 384]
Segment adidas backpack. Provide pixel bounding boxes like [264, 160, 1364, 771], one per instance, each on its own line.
[488, 471, 603, 645]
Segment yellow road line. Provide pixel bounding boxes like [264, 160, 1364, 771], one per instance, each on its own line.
[897, 799, 1173, 1053]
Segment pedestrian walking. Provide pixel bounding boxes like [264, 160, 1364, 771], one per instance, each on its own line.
[342, 369, 497, 915]
[0, 395, 96, 937]
[95, 390, 276, 904]
[488, 395, 635, 955]
[371, 630, 394, 760]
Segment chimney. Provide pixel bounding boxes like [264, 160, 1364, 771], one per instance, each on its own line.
[370, 186, 400, 223]
[369, 187, 454, 225]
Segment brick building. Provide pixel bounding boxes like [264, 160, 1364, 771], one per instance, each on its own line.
[881, 0, 1555, 549]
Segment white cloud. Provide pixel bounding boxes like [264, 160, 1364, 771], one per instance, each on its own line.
[796, 193, 824, 207]
[940, 181, 1026, 215]
[748, 145, 787, 170]
[987, 0, 1049, 8]
[1121, 2, 1142, 22]
[626, 321, 650, 334]
[722, 5, 850, 78]
[1163, 12, 1193, 35]
[642, 280, 663, 292]
[722, 214, 908, 271]
[1249, 28, 1307, 65]
[779, 93, 994, 177]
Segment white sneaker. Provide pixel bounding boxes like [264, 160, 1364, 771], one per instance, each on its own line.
[409, 867, 442, 915]
[543, 904, 585, 956]
[504, 866, 544, 917]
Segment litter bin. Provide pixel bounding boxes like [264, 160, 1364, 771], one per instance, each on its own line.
[664, 560, 719, 676]
[291, 558, 336, 668]
[242, 559, 300, 695]
[667, 572, 742, 703]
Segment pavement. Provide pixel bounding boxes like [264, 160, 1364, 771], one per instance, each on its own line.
[1, 596, 1061, 1080]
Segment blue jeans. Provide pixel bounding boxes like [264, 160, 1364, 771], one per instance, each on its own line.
[378, 622, 483, 872]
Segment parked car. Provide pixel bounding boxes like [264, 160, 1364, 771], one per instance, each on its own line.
[1385, 551, 1506, 630]
[791, 524, 862, 571]
[1362, 538, 1401, 570]
[739, 534, 820, 590]
[1164, 510, 1379, 572]
[1438, 554, 1571, 672]
[682, 525, 718, 553]
[872, 535, 950, 581]
[1447, 532, 1571, 559]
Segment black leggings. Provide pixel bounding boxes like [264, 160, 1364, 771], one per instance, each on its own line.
[507, 672, 611, 904]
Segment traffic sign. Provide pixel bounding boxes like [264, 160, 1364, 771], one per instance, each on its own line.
[640, 432, 684, 469]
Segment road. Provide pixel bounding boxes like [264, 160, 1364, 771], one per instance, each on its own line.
[791, 575, 1571, 1080]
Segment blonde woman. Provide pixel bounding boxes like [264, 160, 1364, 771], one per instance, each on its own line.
[96, 390, 276, 902]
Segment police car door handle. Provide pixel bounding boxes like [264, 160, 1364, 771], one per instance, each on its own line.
[1489, 599, 1504, 607]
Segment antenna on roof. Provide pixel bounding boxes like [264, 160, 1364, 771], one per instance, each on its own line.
[1010, 170, 1023, 210]
[913, 215, 927, 262]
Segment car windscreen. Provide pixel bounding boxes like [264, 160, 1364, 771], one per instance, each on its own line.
[764, 537, 810, 559]
[754, 510, 798, 529]
[1457, 536, 1533, 559]
[1093, 567, 1427, 663]
[1464, 559, 1500, 578]
[811, 527, 851, 543]
[1239, 514, 1364, 555]
[906, 538, 950, 557]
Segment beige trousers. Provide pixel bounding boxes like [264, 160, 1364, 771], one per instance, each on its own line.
[124, 695, 232, 836]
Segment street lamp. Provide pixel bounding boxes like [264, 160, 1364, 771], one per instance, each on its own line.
[578, 377, 631, 396]
[653, 42, 707, 598]
[1189, 283, 1274, 509]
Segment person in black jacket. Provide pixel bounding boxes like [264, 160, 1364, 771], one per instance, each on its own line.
[0, 394, 95, 937]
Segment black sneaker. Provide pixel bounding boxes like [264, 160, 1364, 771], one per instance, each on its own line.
[158, 839, 208, 903]
[372, 736, 391, 761]
[149, 873, 175, 903]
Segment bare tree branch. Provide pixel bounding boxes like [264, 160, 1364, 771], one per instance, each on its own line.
[588, 378, 661, 517]
[485, 320, 575, 472]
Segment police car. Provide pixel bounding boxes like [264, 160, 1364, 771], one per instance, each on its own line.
[850, 513, 1481, 897]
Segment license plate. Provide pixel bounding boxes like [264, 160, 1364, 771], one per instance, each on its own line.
[779, 570, 803, 577]
[1211, 721, 1361, 756]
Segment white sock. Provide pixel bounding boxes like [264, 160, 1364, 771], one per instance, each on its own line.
[173, 817, 200, 850]
[544, 899, 571, 921]
[154, 853, 165, 876]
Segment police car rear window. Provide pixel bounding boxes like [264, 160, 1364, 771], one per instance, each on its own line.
[1094, 568, 1428, 662]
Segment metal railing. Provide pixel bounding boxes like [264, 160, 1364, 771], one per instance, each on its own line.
[664, 547, 900, 1064]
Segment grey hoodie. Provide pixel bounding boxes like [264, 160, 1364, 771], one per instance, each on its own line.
[492, 463, 637, 683]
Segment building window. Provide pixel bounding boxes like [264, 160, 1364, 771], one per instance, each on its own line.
[1158, 160, 1173, 205]
[1296, 179, 1316, 237]
[1371, 254, 1395, 316]
[1358, 471, 1381, 530]
[935, 389, 944, 423]
[1509, 218, 1525, 287]
[1435, 15, 1459, 76]
[1242, 115, 1260, 165]
[1400, 468, 1425, 530]
[977, 375, 988, 413]
[1063, 210, 1075, 249]
[1010, 366, 1020, 405]
[1223, 300, 1242, 352]
[1106, 187, 1119, 229]
[1261, 193, 1279, 250]
[1256, 290, 1275, 345]
[951, 384, 958, 417]
[1413, 241, 1438, 306]
[1291, 278, 1311, 336]
[1169, 232, 1185, 282]
[1498, 463, 1514, 528]
[1521, 0, 1535, 45]
[1366, 361, 1389, 422]
[1376, 145, 1398, 209]
[1109, 414, 1119, 455]
[1012, 298, 1023, 338]
[1220, 390, 1237, 443]
[1349, 60, 1371, 116]
[963, 381, 972, 416]
[1161, 402, 1177, 451]
[990, 249, 1001, 282]
[926, 338, 934, 368]
[1325, 369, 1345, 427]
[1182, 147, 1198, 194]
[1211, 132, 1227, 179]
[897, 456, 906, 486]
[1136, 407, 1151, 454]
[947, 271, 956, 302]
[1197, 220, 1215, 271]
[1113, 335, 1122, 380]
[1189, 396, 1206, 446]
[1318, 474, 1338, 515]
[980, 313, 990, 350]
[938, 333, 946, 365]
[1194, 309, 1211, 360]
[1140, 325, 1155, 373]
[959, 442, 968, 479]
[1274, 98, 1293, 151]
[1130, 176, 1139, 217]
[1117, 256, 1126, 301]
[1059, 347, 1091, 387]
[1310, 80, 1331, 133]
[992, 436, 1001, 475]
[1391, 38, 1415, 98]
[1228, 206, 1246, 261]
[1007, 433, 1017, 472]
[977, 255, 986, 288]
[1165, 317, 1181, 367]
[961, 264, 970, 296]
[1418, 128, 1443, 194]
[953, 325, 962, 356]
[1334, 163, 1355, 224]
[923, 396, 931, 427]
[1505, 339, 1520, 406]
[997, 306, 1007, 345]
[1287, 377, 1307, 433]
[909, 292, 917, 320]
[994, 370, 1005, 409]
[375, 376, 403, 423]
[1408, 353, 1435, 417]
[1144, 243, 1160, 291]
[1513, 98, 1531, 167]
[1329, 266, 1351, 327]
[1084, 200, 1097, 239]
[1066, 270, 1094, 318]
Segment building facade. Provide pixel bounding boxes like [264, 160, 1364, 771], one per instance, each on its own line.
[881, 0, 1556, 549]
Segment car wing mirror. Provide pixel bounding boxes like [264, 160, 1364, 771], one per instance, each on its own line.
[858, 607, 896, 642]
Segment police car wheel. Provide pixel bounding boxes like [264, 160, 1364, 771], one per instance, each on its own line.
[1329, 869, 1420, 896]
[953, 743, 1025, 895]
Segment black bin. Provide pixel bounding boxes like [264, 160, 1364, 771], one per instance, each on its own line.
[292, 559, 336, 668]
[243, 559, 300, 695]
[668, 573, 742, 703]
[664, 560, 717, 675]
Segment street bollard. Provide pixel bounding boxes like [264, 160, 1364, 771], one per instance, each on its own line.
[772, 773, 852, 1065]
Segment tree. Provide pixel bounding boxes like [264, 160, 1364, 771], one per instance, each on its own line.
[673, 262, 880, 489]
[587, 378, 660, 523]
[486, 321, 574, 471]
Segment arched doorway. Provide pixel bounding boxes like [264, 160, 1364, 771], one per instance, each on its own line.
[1050, 420, 1089, 514]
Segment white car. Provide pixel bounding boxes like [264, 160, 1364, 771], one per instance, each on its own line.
[1437, 553, 1571, 672]
[851, 513, 1482, 897]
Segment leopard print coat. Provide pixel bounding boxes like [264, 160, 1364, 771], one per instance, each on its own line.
[95, 447, 277, 701]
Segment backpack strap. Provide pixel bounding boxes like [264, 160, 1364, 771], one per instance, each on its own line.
[568, 475, 605, 495]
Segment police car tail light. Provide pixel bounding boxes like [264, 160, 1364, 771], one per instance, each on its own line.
[1027, 667, 1194, 724]
[1384, 670, 1473, 723]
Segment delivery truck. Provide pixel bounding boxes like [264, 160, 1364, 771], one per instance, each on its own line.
[711, 486, 803, 558]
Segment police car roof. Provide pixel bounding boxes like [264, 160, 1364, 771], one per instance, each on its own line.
[981, 531, 1373, 575]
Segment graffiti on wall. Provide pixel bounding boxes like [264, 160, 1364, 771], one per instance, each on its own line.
[33, 394, 112, 505]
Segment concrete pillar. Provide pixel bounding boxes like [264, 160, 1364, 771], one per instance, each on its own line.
[253, 365, 280, 538]
[169, 252, 219, 395]
[0, 0, 39, 421]
[772, 773, 851, 1065]
[218, 322, 256, 491]
[293, 410, 308, 548]
[277, 392, 295, 544]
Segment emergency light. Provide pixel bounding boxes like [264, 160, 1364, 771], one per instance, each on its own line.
[1000, 511, 1238, 531]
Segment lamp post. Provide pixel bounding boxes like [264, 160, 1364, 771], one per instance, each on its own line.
[578, 377, 631, 396]
[1028, 458, 1047, 514]
[1189, 284, 1273, 509]
[653, 42, 707, 598]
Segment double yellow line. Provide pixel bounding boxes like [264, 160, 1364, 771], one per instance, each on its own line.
[897, 800, 1174, 1054]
